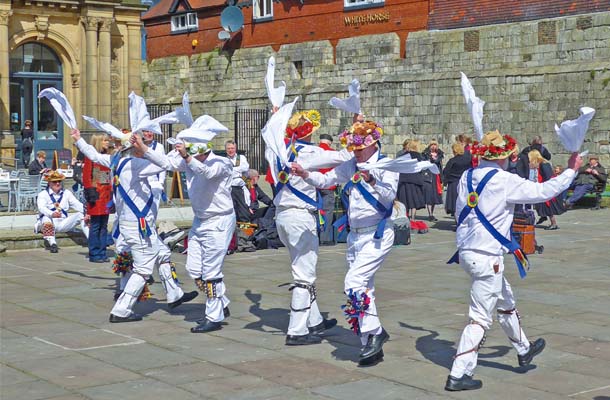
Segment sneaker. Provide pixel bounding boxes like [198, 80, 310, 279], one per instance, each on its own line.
[518, 338, 546, 366]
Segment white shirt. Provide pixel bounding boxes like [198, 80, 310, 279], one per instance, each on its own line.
[160, 150, 234, 220]
[227, 154, 249, 187]
[267, 143, 351, 212]
[75, 138, 166, 223]
[304, 151, 398, 229]
[456, 160, 576, 255]
[148, 140, 167, 193]
[37, 187, 83, 218]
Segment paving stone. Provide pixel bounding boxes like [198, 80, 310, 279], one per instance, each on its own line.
[0, 380, 69, 400]
[312, 377, 446, 400]
[80, 378, 200, 400]
[141, 361, 241, 386]
[0, 365, 39, 386]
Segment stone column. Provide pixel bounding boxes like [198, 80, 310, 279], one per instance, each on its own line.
[126, 22, 142, 94]
[98, 18, 113, 121]
[0, 10, 13, 130]
[84, 17, 99, 117]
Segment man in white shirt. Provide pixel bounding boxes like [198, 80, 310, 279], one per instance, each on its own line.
[71, 129, 197, 323]
[445, 130, 582, 391]
[147, 137, 236, 333]
[35, 170, 89, 253]
[267, 110, 350, 346]
[292, 120, 397, 365]
[225, 140, 251, 222]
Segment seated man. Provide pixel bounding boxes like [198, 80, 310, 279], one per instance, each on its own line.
[35, 170, 89, 253]
[565, 155, 607, 208]
[247, 169, 272, 222]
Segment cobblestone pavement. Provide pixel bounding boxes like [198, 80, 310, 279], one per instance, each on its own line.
[1, 208, 609, 400]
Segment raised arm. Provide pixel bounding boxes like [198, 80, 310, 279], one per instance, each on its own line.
[71, 129, 112, 168]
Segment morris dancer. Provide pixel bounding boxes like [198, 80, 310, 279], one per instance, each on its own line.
[35, 170, 89, 253]
[445, 130, 582, 391]
[292, 120, 397, 365]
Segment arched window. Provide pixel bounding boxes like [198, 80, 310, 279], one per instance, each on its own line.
[9, 42, 62, 74]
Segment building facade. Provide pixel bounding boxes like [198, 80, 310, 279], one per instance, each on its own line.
[0, 0, 147, 166]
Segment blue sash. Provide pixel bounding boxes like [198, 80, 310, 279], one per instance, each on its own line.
[447, 168, 529, 278]
[112, 157, 155, 239]
[333, 158, 391, 240]
[274, 142, 326, 228]
[48, 191, 68, 217]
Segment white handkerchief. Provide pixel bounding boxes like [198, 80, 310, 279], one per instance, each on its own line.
[554, 107, 595, 152]
[177, 115, 228, 143]
[329, 79, 361, 115]
[460, 72, 485, 141]
[266, 56, 286, 108]
[358, 156, 439, 175]
[82, 115, 124, 140]
[129, 92, 162, 135]
[38, 88, 77, 129]
[261, 96, 299, 169]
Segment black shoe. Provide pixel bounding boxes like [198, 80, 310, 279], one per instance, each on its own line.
[358, 349, 384, 366]
[168, 291, 198, 310]
[429, 215, 438, 222]
[146, 275, 155, 285]
[109, 313, 143, 323]
[90, 259, 107, 263]
[309, 318, 338, 335]
[536, 216, 548, 225]
[518, 338, 546, 366]
[444, 375, 483, 391]
[359, 328, 390, 363]
[544, 225, 559, 230]
[50, 244, 58, 254]
[285, 333, 322, 346]
[113, 291, 123, 301]
[223, 306, 230, 318]
[191, 319, 222, 333]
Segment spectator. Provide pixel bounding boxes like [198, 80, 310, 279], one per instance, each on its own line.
[565, 155, 607, 208]
[506, 144, 529, 179]
[246, 169, 272, 222]
[28, 150, 49, 175]
[521, 135, 552, 161]
[528, 150, 564, 230]
[422, 139, 444, 221]
[443, 143, 471, 217]
[318, 133, 337, 245]
[21, 120, 34, 168]
[396, 140, 425, 219]
[225, 140, 250, 222]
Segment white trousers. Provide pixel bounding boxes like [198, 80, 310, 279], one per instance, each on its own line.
[186, 213, 235, 322]
[450, 250, 530, 378]
[276, 208, 323, 336]
[345, 225, 394, 344]
[36, 213, 89, 245]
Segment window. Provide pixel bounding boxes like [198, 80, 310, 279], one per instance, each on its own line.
[171, 12, 198, 33]
[253, 0, 273, 21]
[344, 0, 384, 10]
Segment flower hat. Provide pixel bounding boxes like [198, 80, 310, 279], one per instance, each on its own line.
[44, 170, 66, 182]
[339, 120, 383, 152]
[471, 130, 517, 160]
[285, 110, 321, 140]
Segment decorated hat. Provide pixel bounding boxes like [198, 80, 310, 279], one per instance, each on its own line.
[44, 170, 66, 182]
[471, 130, 517, 160]
[339, 120, 383, 152]
[185, 142, 213, 155]
[285, 110, 321, 139]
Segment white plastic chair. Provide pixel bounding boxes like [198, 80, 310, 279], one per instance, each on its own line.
[0, 180, 12, 212]
[16, 175, 41, 212]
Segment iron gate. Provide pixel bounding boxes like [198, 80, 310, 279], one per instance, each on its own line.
[147, 104, 174, 153]
[234, 107, 269, 172]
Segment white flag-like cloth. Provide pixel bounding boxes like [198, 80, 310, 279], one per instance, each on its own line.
[128, 92, 162, 135]
[82, 115, 127, 143]
[266, 56, 286, 108]
[358, 155, 439, 175]
[175, 114, 228, 144]
[554, 107, 596, 153]
[38, 88, 77, 129]
[329, 79, 361, 115]
[261, 96, 299, 170]
[460, 72, 485, 141]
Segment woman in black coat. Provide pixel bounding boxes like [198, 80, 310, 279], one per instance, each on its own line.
[443, 143, 472, 217]
[422, 140, 444, 221]
[396, 140, 426, 219]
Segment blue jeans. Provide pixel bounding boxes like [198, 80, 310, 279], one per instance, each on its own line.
[88, 214, 109, 261]
[567, 183, 595, 205]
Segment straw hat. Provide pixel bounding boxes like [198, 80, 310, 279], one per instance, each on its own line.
[471, 130, 517, 160]
[44, 170, 66, 182]
[285, 110, 321, 140]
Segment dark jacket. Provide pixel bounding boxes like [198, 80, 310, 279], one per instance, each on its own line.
[249, 184, 272, 211]
[521, 143, 552, 161]
[443, 154, 472, 184]
[398, 151, 425, 185]
[422, 146, 444, 183]
[28, 159, 47, 175]
[574, 162, 607, 186]
[507, 153, 529, 179]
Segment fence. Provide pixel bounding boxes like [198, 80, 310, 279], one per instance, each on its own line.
[234, 107, 269, 172]
[147, 104, 174, 153]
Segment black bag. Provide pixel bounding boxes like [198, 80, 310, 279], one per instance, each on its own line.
[513, 207, 535, 226]
[83, 187, 100, 205]
[393, 218, 411, 245]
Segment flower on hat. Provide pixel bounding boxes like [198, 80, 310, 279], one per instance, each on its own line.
[339, 120, 383, 152]
[285, 110, 321, 139]
[471, 130, 517, 160]
[185, 142, 213, 155]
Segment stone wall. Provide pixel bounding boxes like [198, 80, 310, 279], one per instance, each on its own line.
[142, 11, 610, 166]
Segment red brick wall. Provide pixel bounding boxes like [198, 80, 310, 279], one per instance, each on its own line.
[144, 0, 429, 60]
[429, 0, 610, 30]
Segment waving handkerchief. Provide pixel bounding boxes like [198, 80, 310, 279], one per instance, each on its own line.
[460, 72, 485, 141]
[176, 115, 228, 143]
[128, 92, 162, 135]
[82, 115, 127, 143]
[266, 56, 286, 108]
[554, 107, 595, 152]
[358, 156, 439, 175]
[329, 79, 361, 115]
[38, 88, 77, 129]
[261, 96, 299, 169]
[176, 92, 194, 127]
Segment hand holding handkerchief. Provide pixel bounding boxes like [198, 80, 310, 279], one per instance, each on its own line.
[554, 107, 595, 153]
